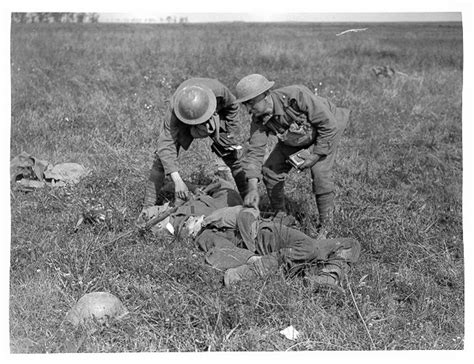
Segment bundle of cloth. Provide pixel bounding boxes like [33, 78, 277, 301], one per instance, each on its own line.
[10, 152, 88, 190]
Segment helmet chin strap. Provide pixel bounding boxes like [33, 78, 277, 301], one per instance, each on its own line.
[265, 93, 274, 114]
[261, 113, 273, 124]
[206, 113, 220, 140]
[190, 113, 220, 139]
[257, 97, 275, 124]
[190, 124, 209, 138]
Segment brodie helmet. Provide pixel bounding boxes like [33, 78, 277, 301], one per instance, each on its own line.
[173, 84, 217, 125]
[65, 292, 128, 326]
[234, 74, 275, 103]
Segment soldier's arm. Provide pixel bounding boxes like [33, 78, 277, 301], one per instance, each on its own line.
[156, 112, 182, 175]
[155, 112, 190, 200]
[295, 88, 338, 156]
[143, 113, 181, 210]
[242, 120, 269, 182]
[218, 88, 240, 138]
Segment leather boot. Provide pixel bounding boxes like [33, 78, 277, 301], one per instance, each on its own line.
[304, 271, 345, 294]
[264, 174, 286, 214]
[224, 255, 279, 286]
[144, 155, 166, 208]
[315, 192, 335, 238]
[304, 261, 348, 293]
[224, 264, 257, 286]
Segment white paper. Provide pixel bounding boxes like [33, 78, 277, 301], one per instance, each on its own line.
[279, 325, 300, 341]
[165, 222, 175, 235]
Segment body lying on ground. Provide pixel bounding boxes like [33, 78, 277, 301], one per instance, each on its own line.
[195, 206, 360, 291]
[142, 181, 360, 291]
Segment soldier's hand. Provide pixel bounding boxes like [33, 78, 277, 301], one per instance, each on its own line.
[136, 205, 160, 227]
[174, 179, 189, 200]
[244, 190, 260, 209]
[298, 153, 321, 170]
[170, 171, 189, 201]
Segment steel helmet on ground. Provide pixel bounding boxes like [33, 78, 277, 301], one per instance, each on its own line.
[173, 84, 217, 125]
[234, 74, 275, 103]
[65, 292, 128, 326]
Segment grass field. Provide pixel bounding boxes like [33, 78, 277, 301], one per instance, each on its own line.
[9, 21, 463, 352]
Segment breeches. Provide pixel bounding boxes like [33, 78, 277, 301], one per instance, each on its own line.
[262, 110, 348, 210]
[255, 222, 360, 274]
[262, 142, 336, 195]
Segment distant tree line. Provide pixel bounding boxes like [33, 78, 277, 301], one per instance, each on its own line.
[11, 12, 100, 23]
[160, 16, 189, 24]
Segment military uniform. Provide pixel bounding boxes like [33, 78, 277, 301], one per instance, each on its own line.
[196, 206, 360, 288]
[144, 78, 247, 207]
[159, 183, 244, 238]
[243, 85, 350, 225]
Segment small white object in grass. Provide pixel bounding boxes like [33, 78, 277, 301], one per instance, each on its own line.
[280, 325, 300, 341]
[166, 222, 175, 235]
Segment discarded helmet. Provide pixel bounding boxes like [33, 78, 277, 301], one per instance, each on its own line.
[234, 74, 275, 103]
[65, 292, 128, 326]
[173, 84, 217, 125]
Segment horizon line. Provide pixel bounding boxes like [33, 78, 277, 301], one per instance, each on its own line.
[97, 19, 462, 24]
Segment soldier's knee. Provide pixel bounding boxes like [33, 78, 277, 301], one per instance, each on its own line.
[262, 166, 285, 185]
[149, 168, 162, 179]
[149, 158, 165, 180]
[195, 230, 217, 252]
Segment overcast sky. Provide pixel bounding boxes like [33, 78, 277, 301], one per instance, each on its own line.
[7, 0, 465, 23]
[99, 12, 462, 23]
[83, 0, 466, 23]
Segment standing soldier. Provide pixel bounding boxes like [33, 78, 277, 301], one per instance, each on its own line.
[139, 78, 247, 222]
[234, 74, 350, 237]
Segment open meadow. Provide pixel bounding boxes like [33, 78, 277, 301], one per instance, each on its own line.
[9, 21, 463, 352]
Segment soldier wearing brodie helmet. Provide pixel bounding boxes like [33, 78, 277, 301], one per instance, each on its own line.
[139, 78, 247, 223]
[234, 74, 350, 237]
